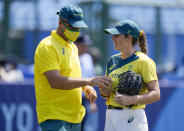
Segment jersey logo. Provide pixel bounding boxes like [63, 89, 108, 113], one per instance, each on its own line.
[128, 65, 133, 71]
[109, 64, 116, 71]
[128, 116, 134, 123]
[62, 48, 65, 55]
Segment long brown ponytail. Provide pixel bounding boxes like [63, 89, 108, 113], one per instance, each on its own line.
[131, 32, 148, 54]
[138, 32, 148, 54]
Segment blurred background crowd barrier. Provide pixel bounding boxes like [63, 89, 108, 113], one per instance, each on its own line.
[1, 81, 184, 131]
[0, 0, 184, 131]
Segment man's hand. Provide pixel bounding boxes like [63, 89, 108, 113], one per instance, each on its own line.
[87, 76, 112, 88]
[83, 86, 97, 103]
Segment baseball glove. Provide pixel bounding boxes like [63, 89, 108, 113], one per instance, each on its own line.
[117, 71, 143, 96]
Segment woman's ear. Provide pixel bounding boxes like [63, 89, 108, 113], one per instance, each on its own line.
[127, 35, 133, 42]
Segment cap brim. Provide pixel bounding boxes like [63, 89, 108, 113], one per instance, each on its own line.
[69, 20, 88, 28]
[104, 28, 120, 35]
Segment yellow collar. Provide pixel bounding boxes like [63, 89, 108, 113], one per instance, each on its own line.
[51, 30, 70, 46]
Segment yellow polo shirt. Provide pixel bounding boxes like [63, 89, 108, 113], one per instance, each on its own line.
[34, 30, 85, 123]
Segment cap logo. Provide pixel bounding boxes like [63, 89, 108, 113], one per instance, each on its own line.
[128, 30, 131, 34]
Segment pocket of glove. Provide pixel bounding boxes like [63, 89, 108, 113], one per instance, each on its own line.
[117, 71, 143, 96]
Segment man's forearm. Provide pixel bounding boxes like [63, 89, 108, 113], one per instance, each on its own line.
[44, 70, 112, 90]
[49, 76, 90, 90]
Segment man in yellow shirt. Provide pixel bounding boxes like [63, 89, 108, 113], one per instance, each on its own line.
[34, 4, 112, 131]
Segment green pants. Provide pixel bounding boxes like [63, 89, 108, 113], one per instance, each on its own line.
[39, 119, 81, 131]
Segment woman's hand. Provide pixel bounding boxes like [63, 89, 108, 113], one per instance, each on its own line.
[99, 84, 113, 97]
[115, 94, 134, 106]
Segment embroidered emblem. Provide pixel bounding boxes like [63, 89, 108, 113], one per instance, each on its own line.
[128, 30, 131, 34]
[128, 65, 133, 71]
[62, 48, 65, 54]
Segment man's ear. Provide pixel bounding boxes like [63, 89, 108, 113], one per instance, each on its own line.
[58, 19, 65, 30]
[59, 19, 62, 25]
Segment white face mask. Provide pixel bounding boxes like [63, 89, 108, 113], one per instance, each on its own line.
[62, 20, 80, 42]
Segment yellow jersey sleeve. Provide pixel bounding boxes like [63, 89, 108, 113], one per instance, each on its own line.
[141, 58, 158, 83]
[35, 42, 60, 74]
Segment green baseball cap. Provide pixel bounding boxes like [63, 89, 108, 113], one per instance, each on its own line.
[57, 4, 88, 28]
[104, 20, 141, 38]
